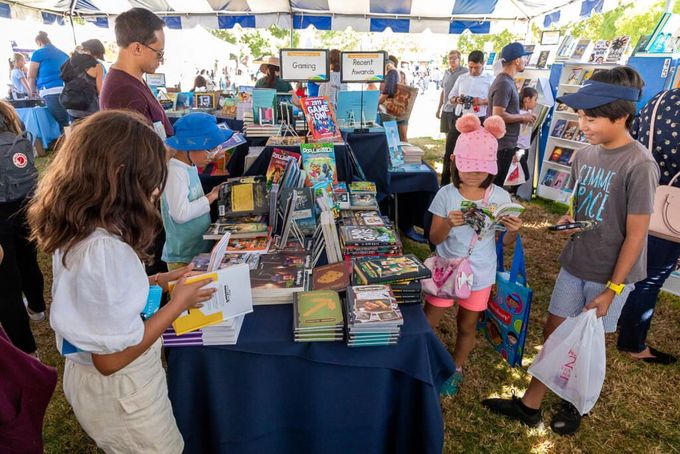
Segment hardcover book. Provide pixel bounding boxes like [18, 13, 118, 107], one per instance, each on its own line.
[301, 96, 340, 140]
[353, 254, 430, 285]
[301, 142, 338, 187]
[311, 262, 350, 291]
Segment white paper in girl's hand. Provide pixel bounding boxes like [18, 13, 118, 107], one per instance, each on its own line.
[152, 121, 167, 140]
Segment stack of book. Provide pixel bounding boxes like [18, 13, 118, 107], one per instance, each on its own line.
[340, 210, 391, 228]
[348, 182, 379, 210]
[162, 315, 246, 347]
[189, 251, 261, 271]
[345, 285, 403, 346]
[353, 254, 431, 304]
[293, 290, 344, 342]
[401, 144, 424, 165]
[339, 225, 402, 261]
[249, 251, 311, 305]
[242, 111, 282, 137]
[266, 135, 306, 146]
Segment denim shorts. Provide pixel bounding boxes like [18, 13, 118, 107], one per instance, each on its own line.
[548, 268, 634, 333]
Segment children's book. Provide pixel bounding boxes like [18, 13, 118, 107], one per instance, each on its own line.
[293, 290, 344, 338]
[541, 169, 571, 190]
[311, 262, 351, 291]
[214, 131, 246, 152]
[605, 35, 630, 63]
[460, 201, 526, 235]
[555, 103, 575, 113]
[301, 96, 340, 140]
[226, 236, 272, 254]
[348, 181, 377, 194]
[340, 226, 399, 247]
[353, 254, 430, 285]
[203, 220, 268, 240]
[266, 135, 306, 146]
[265, 148, 301, 190]
[556, 35, 575, 58]
[170, 264, 253, 335]
[570, 39, 590, 60]
[336, 90, 380, 126]
[588, 40, 611, 64]
[332, 183, 350, 209]
[548, 146, 576, 166]
[300, 142, 338, 186]
[279, 187, 317, 235]
[349, 193, 379, 210]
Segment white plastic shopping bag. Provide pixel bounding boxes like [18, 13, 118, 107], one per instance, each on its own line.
[503, 155, 526, 186]
[528, 310, 606, 415]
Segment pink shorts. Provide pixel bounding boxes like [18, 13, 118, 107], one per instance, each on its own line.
[424, 286, 492, 312]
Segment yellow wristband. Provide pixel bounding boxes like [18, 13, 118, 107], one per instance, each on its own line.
[606, 281, 625, 295]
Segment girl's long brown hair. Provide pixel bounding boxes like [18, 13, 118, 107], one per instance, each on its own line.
[0, 100, 24, 134]
[27, 110, 168, 265]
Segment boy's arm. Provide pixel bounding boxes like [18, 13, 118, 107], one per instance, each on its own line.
[585, 214, 650, 317]
[165, 169, 211, 224]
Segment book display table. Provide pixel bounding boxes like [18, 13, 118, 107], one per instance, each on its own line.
[166, 304, 455, 454]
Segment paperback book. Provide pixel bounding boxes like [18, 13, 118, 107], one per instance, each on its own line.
[301, 96, 340, 140]
[311, 262, 351, 291]
[218, 176, 269, 218]
[353, 254, 430, 285]
[265, 148, 301, 190]
[548, 146, 576, 166]
[300, 142, 338, 187]
[293, 290, 344, 342]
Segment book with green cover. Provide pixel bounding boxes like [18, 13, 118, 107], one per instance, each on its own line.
[353, 254, 430, 285]
[300, 142, 337, 187]
[293, 290, 344, 336]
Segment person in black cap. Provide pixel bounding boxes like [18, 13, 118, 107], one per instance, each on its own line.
[487, 42, 536, 188]
[483, 66, 659, 436]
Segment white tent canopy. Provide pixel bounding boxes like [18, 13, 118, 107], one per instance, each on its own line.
[1, 0, 625, 34]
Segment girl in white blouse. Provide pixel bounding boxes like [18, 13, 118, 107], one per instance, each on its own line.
[28, 110, 215, 453]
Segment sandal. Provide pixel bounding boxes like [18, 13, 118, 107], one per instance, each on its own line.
[641, 347, 677, 365]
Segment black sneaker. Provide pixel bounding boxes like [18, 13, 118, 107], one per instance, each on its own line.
[482, 396, 542, 427]
[550, 400, 582, 435]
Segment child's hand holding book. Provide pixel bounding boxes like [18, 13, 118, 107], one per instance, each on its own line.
[446, 210, 465, 229]
[170, 275, 216, 311]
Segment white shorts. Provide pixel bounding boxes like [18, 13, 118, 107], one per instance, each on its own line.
[548, 267, 634, 333]
[63, 339, 183, 454]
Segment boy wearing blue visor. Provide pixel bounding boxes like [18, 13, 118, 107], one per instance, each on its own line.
[162, 113, 232, 269]
[484, 67, 659, 435]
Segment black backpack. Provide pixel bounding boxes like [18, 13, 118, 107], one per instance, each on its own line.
[0, 130, 38, 203]
[59, 57, 98, 111]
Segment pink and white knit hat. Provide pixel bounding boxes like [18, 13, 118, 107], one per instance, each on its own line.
[452, 114, 506, 175]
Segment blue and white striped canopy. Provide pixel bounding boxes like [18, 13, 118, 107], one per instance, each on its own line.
[0, 0, 622, 33]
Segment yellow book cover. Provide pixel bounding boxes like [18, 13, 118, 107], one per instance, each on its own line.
[231, 183, 255, 212]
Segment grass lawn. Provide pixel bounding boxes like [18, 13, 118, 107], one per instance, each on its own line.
[33, 142, 680, 453]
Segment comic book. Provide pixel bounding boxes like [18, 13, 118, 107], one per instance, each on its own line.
[265, 148, 301, 190]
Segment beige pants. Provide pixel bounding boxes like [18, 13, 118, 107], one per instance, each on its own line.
[63, 339, 183, 453]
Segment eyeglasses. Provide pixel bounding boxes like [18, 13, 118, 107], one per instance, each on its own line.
[141, 43, 164, 61]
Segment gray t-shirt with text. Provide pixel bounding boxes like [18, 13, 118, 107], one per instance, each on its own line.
[488, 73, 520, 150]
[559, 140, 659, 284]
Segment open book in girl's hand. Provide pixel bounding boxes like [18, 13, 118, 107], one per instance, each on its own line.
[460, 201, 525, 235]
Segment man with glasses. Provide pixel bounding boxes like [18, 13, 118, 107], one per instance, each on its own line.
[100, 7, 173, 138]
[436, 50, 467, 137]
[440, 50, 493, 185]
[488, 42, 536, 186]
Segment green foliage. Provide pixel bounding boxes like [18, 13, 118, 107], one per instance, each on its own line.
[317, 30, 362, 51]
[211, 26, 299, 59]
[211, 30, 237, 44]
[457, 29, 522, 61]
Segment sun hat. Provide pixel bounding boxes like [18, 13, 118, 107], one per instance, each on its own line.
[452, 114, 506, 175]
[165, 113, 233, 151]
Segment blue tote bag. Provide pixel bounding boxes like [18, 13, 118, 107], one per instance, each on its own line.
[478, 233, 533, 367]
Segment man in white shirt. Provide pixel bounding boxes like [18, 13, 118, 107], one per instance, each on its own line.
[441, 50, 493, 185]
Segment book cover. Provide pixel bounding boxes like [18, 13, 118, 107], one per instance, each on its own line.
[280, 187, 317, 234]
[203, 221, 268, 240]
[588, 40, 610, 64]
[294, 290, 344, 330]
[266, 148, 301, 190]
[565, 68, 583, 85]
[555, 103, 575, 113]
[541, 169, 570, 189]
[300, 142, 338, 186]
[218, 176, 268, 218]
[301, 96, 340, 140]
[348, 181, 377, 194]
[349, 193, 379, 210]
[226, 236, 272, 254]
[551, 119, 567, 138]
[170, 264, 253, 335]
[333, 183, 350, 209]
[382, 83, 418, 122]
[252, 88, 276, 123]
[349, 210, 385, 227]
[311, 262, 350, 291]
[557, 35, 575, 58]
[383, 120, 404, 168]
[561, 121, 580, 141]
[250, 262, 305, 290]
[266, 135, 306, 146]
[348, 285, 402, 326]
[570, 39, 590, 60]
[605, 35, 630, 63]
[536, 50, 549, 69]
[353, 254, 430, 285]
[340, 226, 399, 246]
[548, 146, 576, 166]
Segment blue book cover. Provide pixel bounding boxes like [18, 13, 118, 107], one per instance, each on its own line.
[252, 88, 276, 123]
[336, 90, 380, 125]
[383, 120, 404, 168]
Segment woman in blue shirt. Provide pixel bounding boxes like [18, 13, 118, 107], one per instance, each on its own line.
[27, 31, 69, 129]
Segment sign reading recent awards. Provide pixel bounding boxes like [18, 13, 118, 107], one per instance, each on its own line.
[340, 51, 386, 83]
[280, 49, 329, 82]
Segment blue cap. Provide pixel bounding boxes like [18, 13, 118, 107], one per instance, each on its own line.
[500, 42, 532, 63]
[556, 80, 641, 110]
[166, 113, 233, 151]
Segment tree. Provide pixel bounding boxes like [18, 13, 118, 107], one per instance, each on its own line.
[457, 29, 522, 59]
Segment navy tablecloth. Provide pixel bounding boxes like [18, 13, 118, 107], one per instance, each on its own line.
[166, 304, 455, 454]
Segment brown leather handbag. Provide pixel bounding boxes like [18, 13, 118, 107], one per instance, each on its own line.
[646, 91, 680, 243]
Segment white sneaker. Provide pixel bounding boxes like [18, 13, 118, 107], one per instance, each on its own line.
[23, 296, 45, 322]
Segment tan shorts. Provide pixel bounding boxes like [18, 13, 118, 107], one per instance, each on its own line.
[63, 339, 183, 453]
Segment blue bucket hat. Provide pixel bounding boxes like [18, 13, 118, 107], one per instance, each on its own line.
[556, 80, 641, 110]
[166, 113, 233, 151]
[500, 42, 533, 63]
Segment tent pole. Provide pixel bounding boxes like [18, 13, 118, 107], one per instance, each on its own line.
[68, 0, 77, 46]
[287, 0, 294, 47]
[666, 0, 672, 12]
